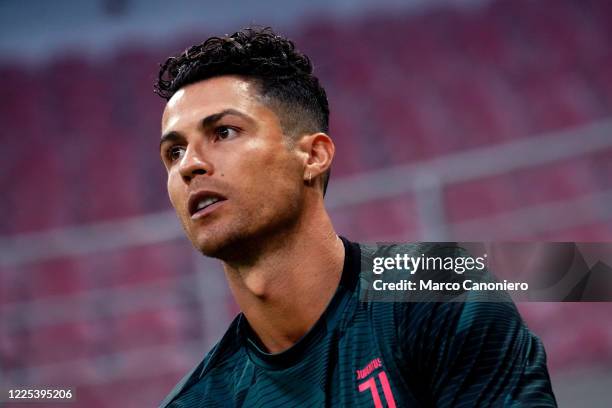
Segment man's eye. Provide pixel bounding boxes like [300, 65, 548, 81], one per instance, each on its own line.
[167, 146, 185, 162]
[215, 126, 238, 141]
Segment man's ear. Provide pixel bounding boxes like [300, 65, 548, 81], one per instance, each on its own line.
[297, 132, 335, 183]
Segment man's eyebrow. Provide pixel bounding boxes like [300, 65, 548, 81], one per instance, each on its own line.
[160, 108, 254, 148]
[200, 108, 254, 128]
[159, 131, 183, 149]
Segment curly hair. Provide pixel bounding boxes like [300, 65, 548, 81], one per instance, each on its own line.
[154, 27, 331, 194]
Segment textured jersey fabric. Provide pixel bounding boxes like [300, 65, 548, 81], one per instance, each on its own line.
[159, 238, 557, 407]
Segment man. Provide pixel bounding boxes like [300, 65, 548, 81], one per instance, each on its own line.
[154, 27, 556, 407]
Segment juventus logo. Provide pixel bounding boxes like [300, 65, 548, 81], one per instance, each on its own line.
[356, 358, 397, 408]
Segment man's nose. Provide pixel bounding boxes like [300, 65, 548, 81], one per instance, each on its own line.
[178, 145, 213, 182]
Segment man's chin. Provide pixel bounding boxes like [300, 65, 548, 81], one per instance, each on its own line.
[194, 237, 228, 259]
[192, 230, 243, 260]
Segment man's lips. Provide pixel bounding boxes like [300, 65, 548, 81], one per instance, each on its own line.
[187, 190, 227, 219]
[191, 199, 226, 220]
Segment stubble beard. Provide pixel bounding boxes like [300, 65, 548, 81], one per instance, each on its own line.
[192, 196, 304, 265]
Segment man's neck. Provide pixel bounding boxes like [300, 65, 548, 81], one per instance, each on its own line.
[222, 204, 345, 353]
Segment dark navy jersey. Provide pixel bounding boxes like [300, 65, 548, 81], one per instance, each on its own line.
[160, 238, 557, 407]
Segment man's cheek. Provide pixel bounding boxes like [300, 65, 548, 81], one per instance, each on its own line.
[167, 181, 184, 215]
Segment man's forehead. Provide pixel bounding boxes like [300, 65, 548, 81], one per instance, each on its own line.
[161, 76, 259, 130]
[166, 76, 256, 110]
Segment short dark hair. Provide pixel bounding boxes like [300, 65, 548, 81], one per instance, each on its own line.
[154, 27, 331, 195]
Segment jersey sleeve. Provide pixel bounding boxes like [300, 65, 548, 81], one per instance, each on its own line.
[395, 246, 557, 407]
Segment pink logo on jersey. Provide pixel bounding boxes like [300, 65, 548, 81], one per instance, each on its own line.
[356, 357, 382, 380]
[356, 357, 397, 408]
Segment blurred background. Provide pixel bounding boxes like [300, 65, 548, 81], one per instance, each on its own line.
[1, 0, 612, 406]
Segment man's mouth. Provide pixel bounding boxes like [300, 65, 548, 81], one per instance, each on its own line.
[188, 191, 227, 219]
[196, 196, 221, 211]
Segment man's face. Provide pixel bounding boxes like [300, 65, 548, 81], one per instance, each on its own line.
[160, 76, 306, 259]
